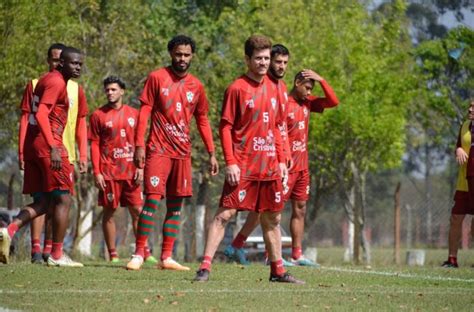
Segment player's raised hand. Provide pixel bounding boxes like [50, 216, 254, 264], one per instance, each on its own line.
[225, 164, 240, 186]
[79, 160, 87, 174]
[50, 146, 62, 170]
[302, 69, 323, 82]
[134, 168, 144, 185]
[209, 153, 219, 176]
[94, 174, 106, 191]
[134, 146, 145, 169]
[456, 147, 468, 165]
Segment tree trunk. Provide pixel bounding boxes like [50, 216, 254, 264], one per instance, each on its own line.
[7, 173, 15, 210]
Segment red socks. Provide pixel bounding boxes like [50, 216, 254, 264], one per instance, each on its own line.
[51, 242, 63, 260]
[109, 248, 118, 260]
[7, 223, 19, 238]
[271, 259, 286, 276]
[43, 240, 53, 255]
[31, 239, 41, 255]
[200, 255, 213, 271]
[231, 233, 248, 249]
[292, 247, 302, 260]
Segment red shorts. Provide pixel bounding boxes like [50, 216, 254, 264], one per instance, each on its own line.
[452, 191, 474, 215]
[23, 157, 73, 194]
[144, 155, 192, 197]
[220, 179, 284, 213]
[98, 180, 143, 209]
[284, 169, 310, 202]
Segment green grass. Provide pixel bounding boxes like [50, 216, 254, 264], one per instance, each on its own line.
[1, 249, 473, 312]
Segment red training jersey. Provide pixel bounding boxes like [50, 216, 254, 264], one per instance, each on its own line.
[90, 104, 138, 180]
[267, 74, 291, 162]
[286, 80, 339, 173]
[220, 75, 285, 181]
[136, 67, 214, 159]
[19, 78, 88, 162]
[23, 70, 86, 159]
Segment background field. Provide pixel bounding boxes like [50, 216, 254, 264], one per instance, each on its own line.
[1, 248, 473, 311]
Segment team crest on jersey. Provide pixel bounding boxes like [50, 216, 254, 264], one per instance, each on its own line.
[107, 193, 114, 202]
[238, 190, 246, 202]
[271, 98, 277, 110]
[245, 99, 254, 108]
[288, 112, 295, 119]
[69, 97, 75, 108]
[106, 121, 113, 128]
[128, 117, 135, 127]
[186, 91, 194, 103]
[162, 88, 169, 96]
[303, 108, 308, 117]
[150, 176, 160, 187]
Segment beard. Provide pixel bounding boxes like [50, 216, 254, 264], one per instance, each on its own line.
[171, 59, 190, 73]
[269, 66, 284, 79]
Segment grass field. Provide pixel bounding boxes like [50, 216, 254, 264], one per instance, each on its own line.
[1, 248, 473, 311]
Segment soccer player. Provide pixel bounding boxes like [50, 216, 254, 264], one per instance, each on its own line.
[126, 35, 218, 271]
[194, 35, 304, 284]
[90, 76, 145, 262]
[223, 44, 293, 266]
[0, 47, 87, 267]
[442, 100, 474, 268]
[18, 43, 88, 264]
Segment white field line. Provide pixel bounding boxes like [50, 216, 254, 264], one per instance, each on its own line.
[0, 287, 472, 296]
[323, 266, 474, 283]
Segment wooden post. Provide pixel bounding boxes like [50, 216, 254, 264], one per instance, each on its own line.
[394, 182, 401, 265]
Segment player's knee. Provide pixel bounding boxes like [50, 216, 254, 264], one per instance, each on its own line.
[214, 210, 234, 227]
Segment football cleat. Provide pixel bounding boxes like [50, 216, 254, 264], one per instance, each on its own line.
[144, 255, 158, 265]
[126, 255, 144, 270]
[441, 260, 458, 268]
[47, 254, 83, 267]
[31, 252, 44, 264]
[158, 257, 190, 271]
[0, 228, 11, 264]
[290, 256, 320, 268]
[269, 272, 305, 284]
[224, 245, 250, 265]
[194, 269, 210, 282]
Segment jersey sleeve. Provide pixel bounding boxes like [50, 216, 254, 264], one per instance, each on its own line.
[20, 81, 34, 113]
[309, 80, 339, 113]
[136, 73, 158, 147]
[221, 85, 238, 125]
[78, 86, 89, 117]
[194, 85, 215, 153]
[219, 119, 236, 165]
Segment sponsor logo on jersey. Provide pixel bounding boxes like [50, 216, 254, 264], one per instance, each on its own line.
[271, 97, 277, 110]
[106, 121, 113, 128]
[238, 190, 246, 202]
[186, 91, 194, 103]
[128, 117, 135, 127]
[150, 176, 160, 187]
[113, 142, 134, 161]
[292, 140, 306, 152]
[107, 193, 114, 202]
[252, 130, 276, 156]
[245, 99, 254, 108]
[162, 88, 169, 96]
[164, 122, 189, 143]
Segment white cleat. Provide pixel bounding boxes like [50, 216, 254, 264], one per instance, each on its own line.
[158, 257, 190, 271]
[47, 254, 84, 267]
[0, 228, 11, 264]
[126, 255, 144, 271]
